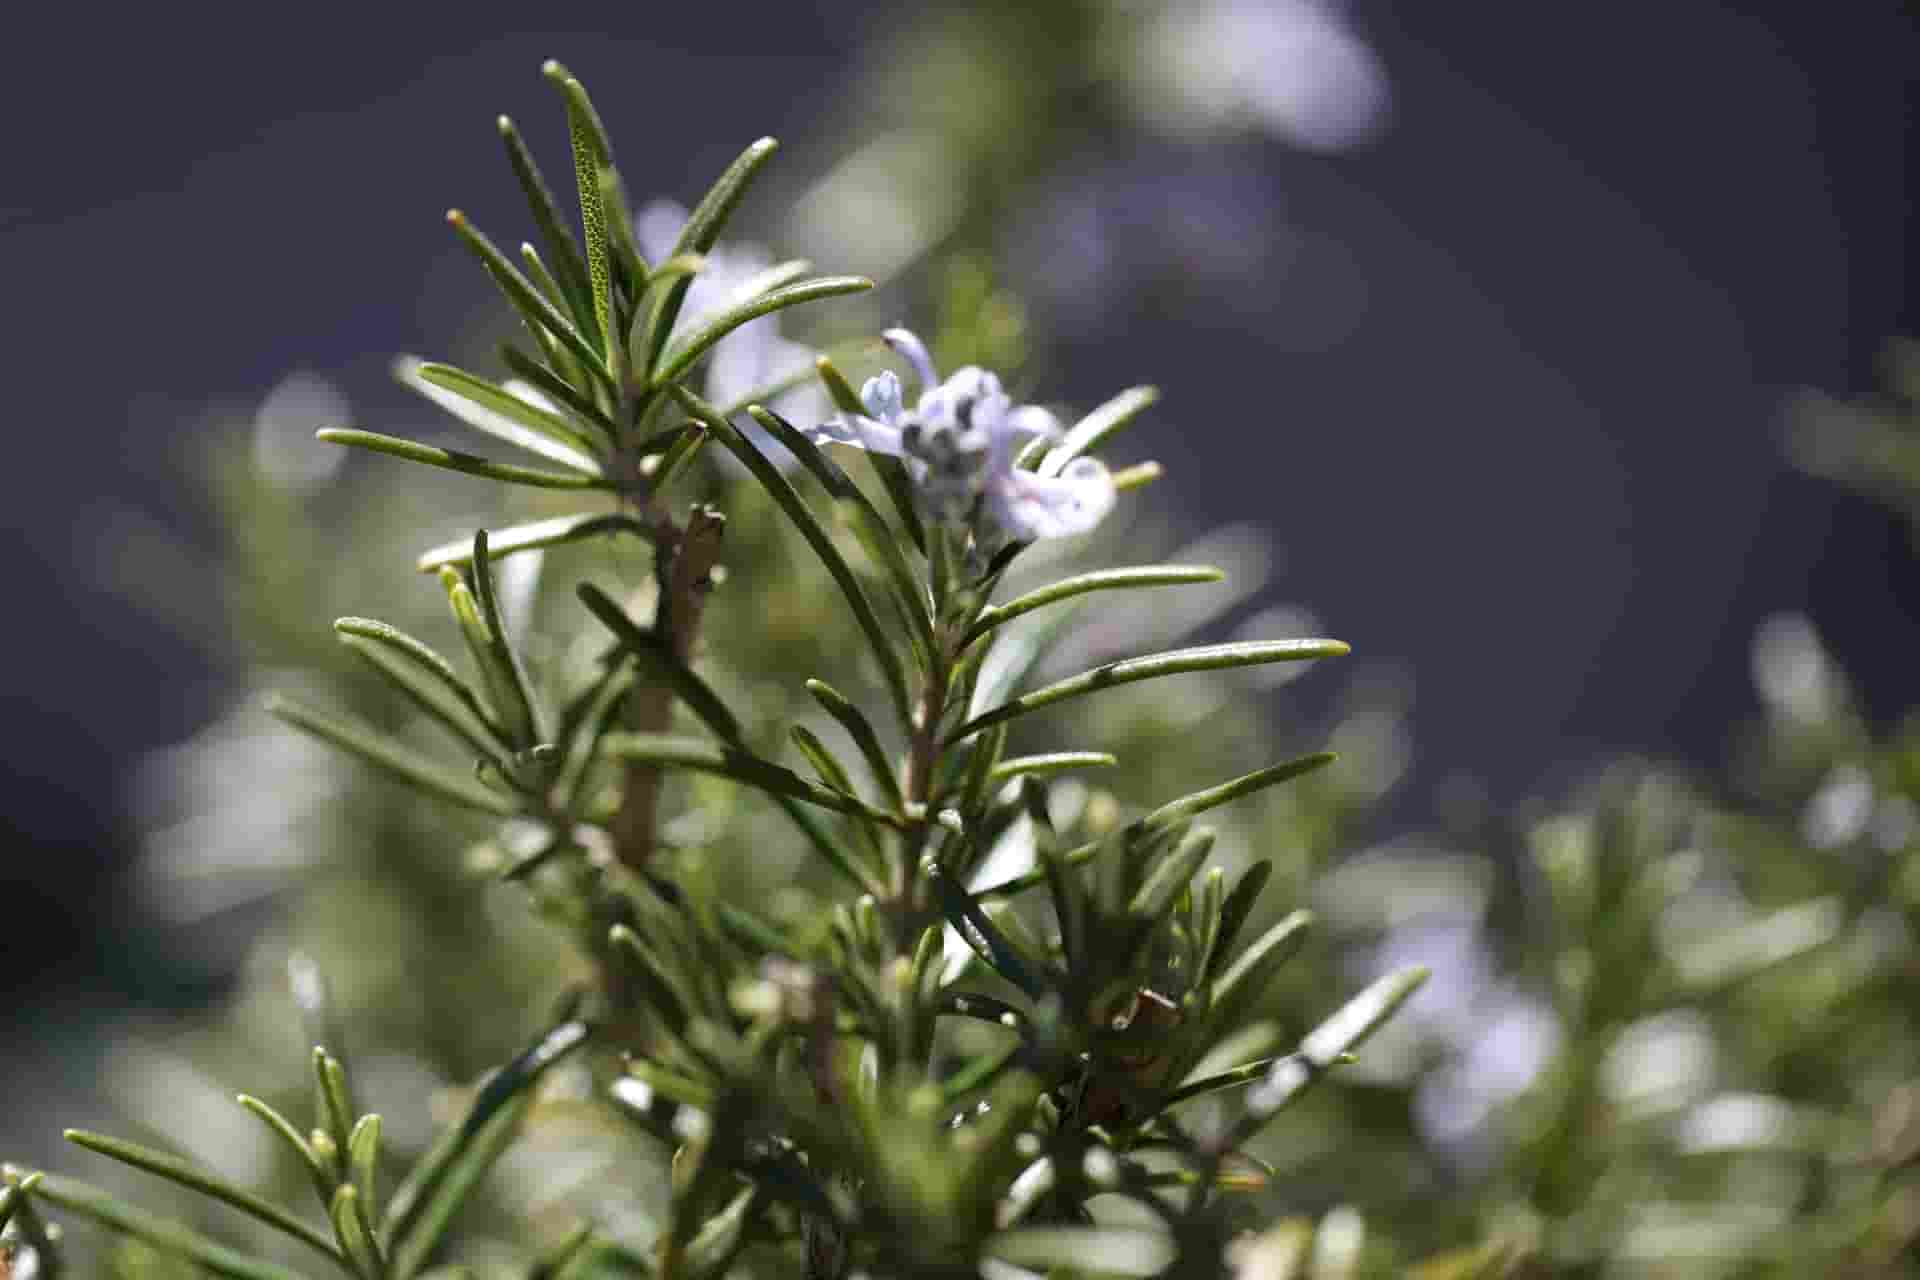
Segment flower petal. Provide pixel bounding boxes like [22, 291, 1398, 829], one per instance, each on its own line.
[988, 457, 1116, 541]
[861, 370, 906, 423]
[806, 412, 911, 459]
[883, 327, 939, 389]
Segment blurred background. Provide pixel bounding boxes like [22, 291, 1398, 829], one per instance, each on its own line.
[4, 2, 1918, 1271]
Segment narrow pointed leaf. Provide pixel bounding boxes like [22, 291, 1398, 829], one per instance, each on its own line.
[988, 752, 1117, 787]
[267, 694, 519, 815]
[384, 1021, 590, 1265]
[348, 1115, 381, 1221]
[1038, 386, 1159, 477]
[674, 385, 911, 725]
[1211, 860, 1274, 976]
[748, 405, 934, 655]
[601, 733, 897, 824]
[952, 641, 1349, 741]
[317, 429, 600, 490]
[1129, 827, 1215, 923]
[401, 359, 602, 472]
[790, 724, 861, 799]
[924, 858, 1046, 998]
[416, 512, 654, 572]
[497, 343, 618, 440]
[655, 276, 872, 386]
[25, 1174, 312, 1280]
[1210, 910, 1314, 1021]
[496, 114, 596, 337]
[314, 1048, 357, 1155]
[1176, 1020, 1284, 1093]
[329, 1185, 384, 1277]
[576, 583, 742, 743]
[62, 1130, 344, 1266]
[962, 566, 1222, 647]
[446, 210, 610, 386]
[1141, 752, 1338, 833]
[546, 67, 614, 357]
[334, 617, 509, 763]
[644, 137, 779, 373]
[1234, 968, 1429, 1137]
[237, 1095, 332, 1203]
[804, 679, 903, 811]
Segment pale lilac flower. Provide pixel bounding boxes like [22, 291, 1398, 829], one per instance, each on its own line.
[807, 328, 1115, 545]
[634, 200, 830, 448]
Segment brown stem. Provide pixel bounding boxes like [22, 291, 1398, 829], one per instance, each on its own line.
[609, 503, 726, 870]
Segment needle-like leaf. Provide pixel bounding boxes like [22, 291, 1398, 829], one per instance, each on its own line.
[62, 1131, 346, 1267]
[952, 640, 1350, 740]
[317, 429, 601, 490]
[267, 694, 520, 816]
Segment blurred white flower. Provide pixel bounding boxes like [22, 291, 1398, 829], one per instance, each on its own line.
[1126, 0, 1390, 151]
[253, 371, 349, 492]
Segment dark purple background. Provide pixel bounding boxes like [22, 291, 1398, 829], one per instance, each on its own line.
[2, 4, 1913, 996]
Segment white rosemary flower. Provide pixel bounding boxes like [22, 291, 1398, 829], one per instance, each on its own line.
[806, 328, 1115, 545]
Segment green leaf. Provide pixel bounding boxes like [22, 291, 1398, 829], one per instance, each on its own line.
[313, 1047, 357, 1158]
[643, 137, 780, 374]
[1213, 859, 1273, 959]
[804, 678, 905, 812]
[986, 1227, 1175, 1276]
[542, 66, 614, 360]
[790, 724, 861, 798]
[1175, 1020, 1284, 1094]
[952, 640, 1349, 741]
[1233, 968, 1429, 1138]
[400, 359, 602, 474]
[496, 114, 596, 339]
[1140, 752, 1338, 833]
[25, 1174, 312, 1280]
[329, 1185, 384, 1278]
[441, 538, 542, 749]
[654, 276, 872, 387]
[1129, 827, 1215, 924]
[987, 752, 1117, 787]
[924, 858, 1046, 999]
[415, 512, 654, 572]
[497, 344, 618, 441]
[445, 210, 610, 388]
[61, 1131, 345, 1267]
[267, 694, 519, 816]
[384, 1021, 591, 1275]
[673, 385, 912, 726]
[317, 429, 601, 490]
[576, 583, 742, 743]
[747, 406, 934, 659]
[601, 732, 898, 825]
[607, 924, 693, 1037]
[1210, 910, 1314, 1025]
[347, 1116, 381, 1222]
[334, 617, 509, 764]
[960, 565, 1223, 648]
[1038, 386, 1158, 478]
[236, 1095, 332, 1204]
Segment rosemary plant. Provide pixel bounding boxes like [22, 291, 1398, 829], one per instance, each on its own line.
[2, 66, 1424, 1279]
